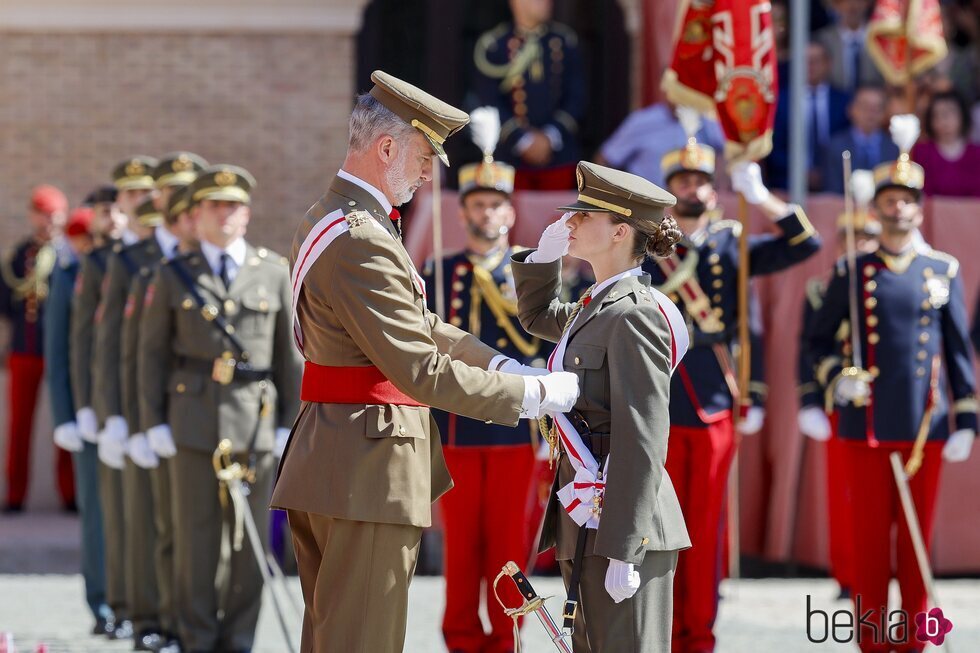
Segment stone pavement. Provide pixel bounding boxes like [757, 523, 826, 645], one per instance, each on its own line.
[2, 574, 979, 652]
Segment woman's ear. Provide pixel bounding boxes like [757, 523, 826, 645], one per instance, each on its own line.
[612, 222, 630, 242]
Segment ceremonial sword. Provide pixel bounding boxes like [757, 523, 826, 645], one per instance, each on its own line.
[493, 561, 572, 653]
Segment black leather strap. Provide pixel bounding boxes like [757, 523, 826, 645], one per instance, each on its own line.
[176, 355, 272, 383]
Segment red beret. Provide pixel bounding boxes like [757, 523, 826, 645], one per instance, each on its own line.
[65, 207, 94, 237]
[31, 185, 69, 214]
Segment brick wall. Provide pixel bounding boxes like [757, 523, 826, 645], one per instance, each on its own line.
[0, 31, 355, 256]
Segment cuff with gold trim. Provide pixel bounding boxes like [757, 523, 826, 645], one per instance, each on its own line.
[953, 397, 979, 433]
[777, 205, 818, 247]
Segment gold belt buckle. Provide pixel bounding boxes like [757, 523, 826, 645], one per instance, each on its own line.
[212, 352, 236, 385]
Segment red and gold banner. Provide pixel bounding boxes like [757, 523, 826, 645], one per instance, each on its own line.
[866, 0, 948, 86]
[661, 0, 778, 164]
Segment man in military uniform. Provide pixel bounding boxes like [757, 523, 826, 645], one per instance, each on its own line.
[421, 119, 542, 653]
[1, 185, 72, 512]
[808, 156, 976, 653]
[71, 155, 156, 641]
[797, 205, 881, 601]
[139, 165, 301, 653]
[645, 143, 821, 653]
[271, 70, 578, 652]
[473, 0, 585, 190]
[95, 152, 208, 652]
[44, 205, 114, 635]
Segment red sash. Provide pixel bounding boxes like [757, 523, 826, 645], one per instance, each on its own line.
[301, 362, 427, 407]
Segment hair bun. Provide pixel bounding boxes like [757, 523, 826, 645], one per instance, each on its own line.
[646, 214, 682, 258]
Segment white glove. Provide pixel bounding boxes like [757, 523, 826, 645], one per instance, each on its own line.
[531, 213, 572, 263]
[97, 416, 128, 469]
[798, 406, 832, 441]
[53, 422, 84, 453]
[604, 558, 641, 603]
[76, 407, 99, 443]
[737, 406, 765, 435]
[499, 357, 550, 377]
[834, 376, 871, 406]
[943, 429, 975, 463]
[127, 433, 159, 469]
[538, 371, 580, 416]
[731, 161, 771, 205]
[273, 427, 291, 458]
[146, 424, 177, 458]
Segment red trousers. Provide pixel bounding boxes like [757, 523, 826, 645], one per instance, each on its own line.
[441, 445, 536, 653]
[826, 415, 855, 592]
[513, 164, 577, 191]
[666, 418, 736, 653]
[5, 353, 74, 507]
[840, 439, 943, 653]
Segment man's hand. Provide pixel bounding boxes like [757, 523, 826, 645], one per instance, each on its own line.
[128, 434, 159, 469]
[834, 375, 871, 406]
[498, 357, 550, 377]
[98, 416, 128, 469]
[530, 213, 572, 264]
[520, 130, 554, 167]
[538, 371, 580, 416]
[798, 406, 832, 441]
[943, 429, 975, 463]
[76, 407, 99, 443]
[731, 161, 771, 205]
[146, 424, 177, 458]
[737, 406, 765, 436]
[605, 558, 641, 603]
[53, 422, 84, 452]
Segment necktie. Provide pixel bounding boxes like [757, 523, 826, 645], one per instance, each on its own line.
[218, 252, 232, 289]
[389, 208, 402, 239]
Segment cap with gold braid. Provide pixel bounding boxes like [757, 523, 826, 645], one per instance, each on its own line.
[187, 165, 256, 206]
[153, 152, 209, 188]
[661, 106, 716, 184]
[458, 106, 515, 198]
[369, 70, 470, 166]
[874, 114, 925, 198]
[135, 195, 164, 228]
[558, 161, 676, 226]
[112, 155, 159, 192]
[166, 184, 193, 220]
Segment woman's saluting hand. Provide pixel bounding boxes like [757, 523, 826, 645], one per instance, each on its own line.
[532, 212, 573, 263]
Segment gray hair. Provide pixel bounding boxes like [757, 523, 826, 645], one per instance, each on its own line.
[348, 93, 416, 153]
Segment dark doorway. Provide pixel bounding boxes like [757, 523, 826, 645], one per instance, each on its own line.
[356, 0, 631, 186]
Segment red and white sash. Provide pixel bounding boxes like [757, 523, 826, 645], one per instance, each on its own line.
[290, 209, 426, 354]
[549, 273, 688, 529]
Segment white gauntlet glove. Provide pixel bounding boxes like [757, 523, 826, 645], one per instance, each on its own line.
[737, 406, 765, 436]
[731, 161, 771, 205]
[834, 376, 871, 406]
[127, 433, 159, 469]
[498, 357, 550, 377]
[97, 416, 128, 469]
[146, 424, 177, 458]
[798, 406, 832, 441]
[605, 558, 641, 603]
[538, 371, 580, 416]
[53, 422, 84, 453]
[943, 429, 975, 463]
[76, 407, 99, 443]
[530, 213, 571, 263]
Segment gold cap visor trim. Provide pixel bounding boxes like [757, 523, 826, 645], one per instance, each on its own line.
[192, 186, 251, 204]
[115, 177, 156, 191]
[557, 193, 632, 217]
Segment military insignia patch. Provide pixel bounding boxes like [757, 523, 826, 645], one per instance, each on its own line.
[125, 159, 146, 176]
[172, 154, 194, 172]
[215, 169, 237, 187]
[144, 283, 156, 308]
[124, 294, 136, 318]
[345, 210, 372, 228]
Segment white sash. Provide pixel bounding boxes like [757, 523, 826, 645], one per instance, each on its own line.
[290, 209, 426, 355]
[549, 281, 688, 529]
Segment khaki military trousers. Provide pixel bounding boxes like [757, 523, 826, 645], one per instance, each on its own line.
[171, 447, 274, 652]
[559, 549, 678, 653]
[122, 459, 160, 633]
[97, 464, 127, 619]
[286, 511, 422, 653]
[150, 457, 176, 636]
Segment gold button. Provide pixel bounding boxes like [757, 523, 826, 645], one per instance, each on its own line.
[919, 332, 930, 343]
[452, 281, 465, 292]
[921, 300, 931, 310]
[224, 299, 236, 313]
[868, 333, 880, 344]
[669, 293, 679, 303]
[865, 280, 877, 292]
[922, 283, 930, 292]
[713, 294, 722, 303]
[711, 265, 723, 275]
[708, 253, 720, 264]
[916, 367, 926, 377]
[867, 315, 879, 327]
[225, 324, 235, 334]
[176, 383, 186, 393]
[713, 307, 724, 318]
[917, 350, 927, 360]
[865, 297, 877, 309]
[713, 279, 723, 289]
[923, 267, 934, 278]
[455, 265, 468, 276]
[348, 200, 356, 207]
[641, 537, 650, 545]
[920, 316, 930, 326]
[709, 241, 717, 249]
[869, 366, 880, 377]
[864, 265, 876, 277]
[451, 298, 463, 309]
[259, 300, 269, 311]
[574, 356, 581, 365]
[181, 298, 194, 310]
[450, 316, 462, 326]
[497, 338, 508, 348]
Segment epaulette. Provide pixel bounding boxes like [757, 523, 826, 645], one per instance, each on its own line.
[921, 248, 959, 278]
[805, 277, 826, 310]
[708, 219, 742, 237]
[550, 22, 579, 47]
[345, 209, 372, 230]
[254, 246, 288, 266]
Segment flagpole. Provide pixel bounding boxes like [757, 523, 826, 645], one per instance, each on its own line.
[788, 0, 810, 205]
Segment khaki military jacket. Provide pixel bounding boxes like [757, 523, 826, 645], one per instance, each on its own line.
[511, 251, 691, 565]
[138, 242, 301, 453]
[70, 242, 116, 413]
[270, 173, 527, 528]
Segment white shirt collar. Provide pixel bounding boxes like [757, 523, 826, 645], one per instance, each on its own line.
[154, 225, 180, 259]
[338, 169, 393, 215]
[199, 237, 247, 275]
[121, 229, 139, 246]
[591, 266, 642, 297]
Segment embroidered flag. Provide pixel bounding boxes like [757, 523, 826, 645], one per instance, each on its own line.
[866, 0, 947, 86]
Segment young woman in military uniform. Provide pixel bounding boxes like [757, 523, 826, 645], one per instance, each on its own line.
[510, 161, 691, 652]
